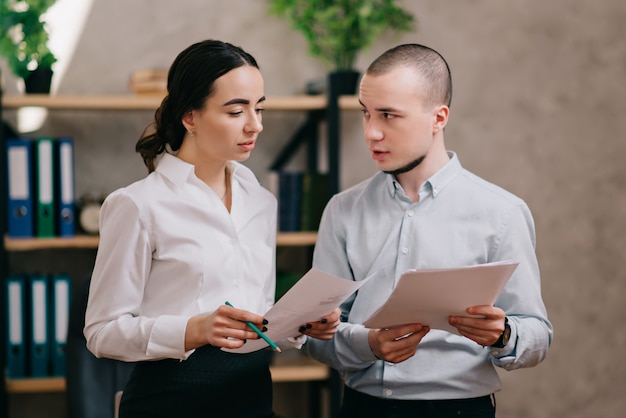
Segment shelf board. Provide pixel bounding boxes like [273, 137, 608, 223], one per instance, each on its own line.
[5, 377, 65, 393]
[271, 363, 329, 382]
[270, 351, 330, 382]
[276, 231, 317, 246]
[338, 95, 361, 110]
[2, 94, 164, 110]
[1, 94, 359, 111]
[4, 232, 316, 251]
[266, 95, 326, 110]
[4, 234, 99, 250]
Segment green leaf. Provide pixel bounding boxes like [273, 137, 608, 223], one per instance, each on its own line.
[267, 0, 415, 70]
[0, 0, 58, 79]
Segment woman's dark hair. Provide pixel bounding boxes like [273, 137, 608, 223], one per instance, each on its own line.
[136, 39, 259, 172]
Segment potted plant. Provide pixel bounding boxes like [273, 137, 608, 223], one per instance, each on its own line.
[267, 0, 414, 93]
[0, 0, 58, 93]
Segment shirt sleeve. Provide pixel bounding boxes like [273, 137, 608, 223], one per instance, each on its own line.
[83, 189, 193, 362]
[488, 201, 553, 370]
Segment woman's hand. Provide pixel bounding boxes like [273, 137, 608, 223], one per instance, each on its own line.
[298, 308, 341, 340]
[184, 304, 267, 350]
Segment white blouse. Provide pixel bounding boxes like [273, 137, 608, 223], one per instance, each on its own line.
[84, 153, 277, 362]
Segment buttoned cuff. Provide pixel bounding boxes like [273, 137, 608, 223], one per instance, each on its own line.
[348, 324, 378, 363]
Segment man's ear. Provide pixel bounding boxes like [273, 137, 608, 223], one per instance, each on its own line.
[433, 105, 449, 134]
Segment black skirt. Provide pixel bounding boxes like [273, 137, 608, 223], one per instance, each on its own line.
[119, 345, 274, 418]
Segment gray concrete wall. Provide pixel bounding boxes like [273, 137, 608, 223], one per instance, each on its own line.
[2, 1, 625, 417]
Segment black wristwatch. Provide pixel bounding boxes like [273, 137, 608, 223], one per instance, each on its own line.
[491, 317, 511, 348]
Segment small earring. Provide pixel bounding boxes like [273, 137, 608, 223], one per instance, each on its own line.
[187, 130, 194, 136]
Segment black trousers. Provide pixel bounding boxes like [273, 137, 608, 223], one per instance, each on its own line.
[339, 386, 495, 418]
[119, 345, 274, 418]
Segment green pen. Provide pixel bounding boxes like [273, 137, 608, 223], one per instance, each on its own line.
[224, 301, 281, 352]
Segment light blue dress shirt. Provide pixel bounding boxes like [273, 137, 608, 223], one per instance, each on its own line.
[302, 152, 552, 400]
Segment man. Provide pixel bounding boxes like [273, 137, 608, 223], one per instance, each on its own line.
[301, 44, 552, 418]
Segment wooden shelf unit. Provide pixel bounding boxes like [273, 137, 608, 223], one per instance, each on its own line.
[0, 93, 342, 417]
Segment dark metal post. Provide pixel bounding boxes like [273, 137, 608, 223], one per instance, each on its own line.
[326, 71, 360, 197]
[326, 74, 341, 196]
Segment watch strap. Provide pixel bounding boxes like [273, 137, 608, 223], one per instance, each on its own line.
[491, 316, 511, 348]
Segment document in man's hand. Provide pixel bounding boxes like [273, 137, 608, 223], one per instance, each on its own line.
[362, 261, 518, 334]
[223, 268, 368, 353]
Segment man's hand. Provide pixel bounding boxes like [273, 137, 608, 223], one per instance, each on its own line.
[449, 305, 506, 346]
[368, 324, 430, 363]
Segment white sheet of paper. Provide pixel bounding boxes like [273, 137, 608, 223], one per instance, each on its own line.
[362, 261, 518, 334]
[223, 268, 368, 353]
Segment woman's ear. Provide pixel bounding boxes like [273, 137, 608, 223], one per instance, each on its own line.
[433, 105, 449, 134]
[181, 110, 195, 134]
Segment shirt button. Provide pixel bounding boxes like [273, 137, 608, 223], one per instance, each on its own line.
[401, 247, 409, 255]
[386, 389, 393, 396]
[407, 211, 414, 217]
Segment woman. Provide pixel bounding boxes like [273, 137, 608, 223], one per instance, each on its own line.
[84, 39, 339, 418]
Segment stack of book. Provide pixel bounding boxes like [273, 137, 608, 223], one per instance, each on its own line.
[272, 171, 330, 232]
[128, 69, 167, 94]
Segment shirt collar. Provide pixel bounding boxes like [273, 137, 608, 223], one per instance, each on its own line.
[427, 151, 463, 198]
[385, 151, 463, 199]
[155, 153, 253, 190]
[154, 153, 195, 188]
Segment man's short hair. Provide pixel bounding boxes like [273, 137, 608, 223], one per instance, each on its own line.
[367, 44, 452, 107]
